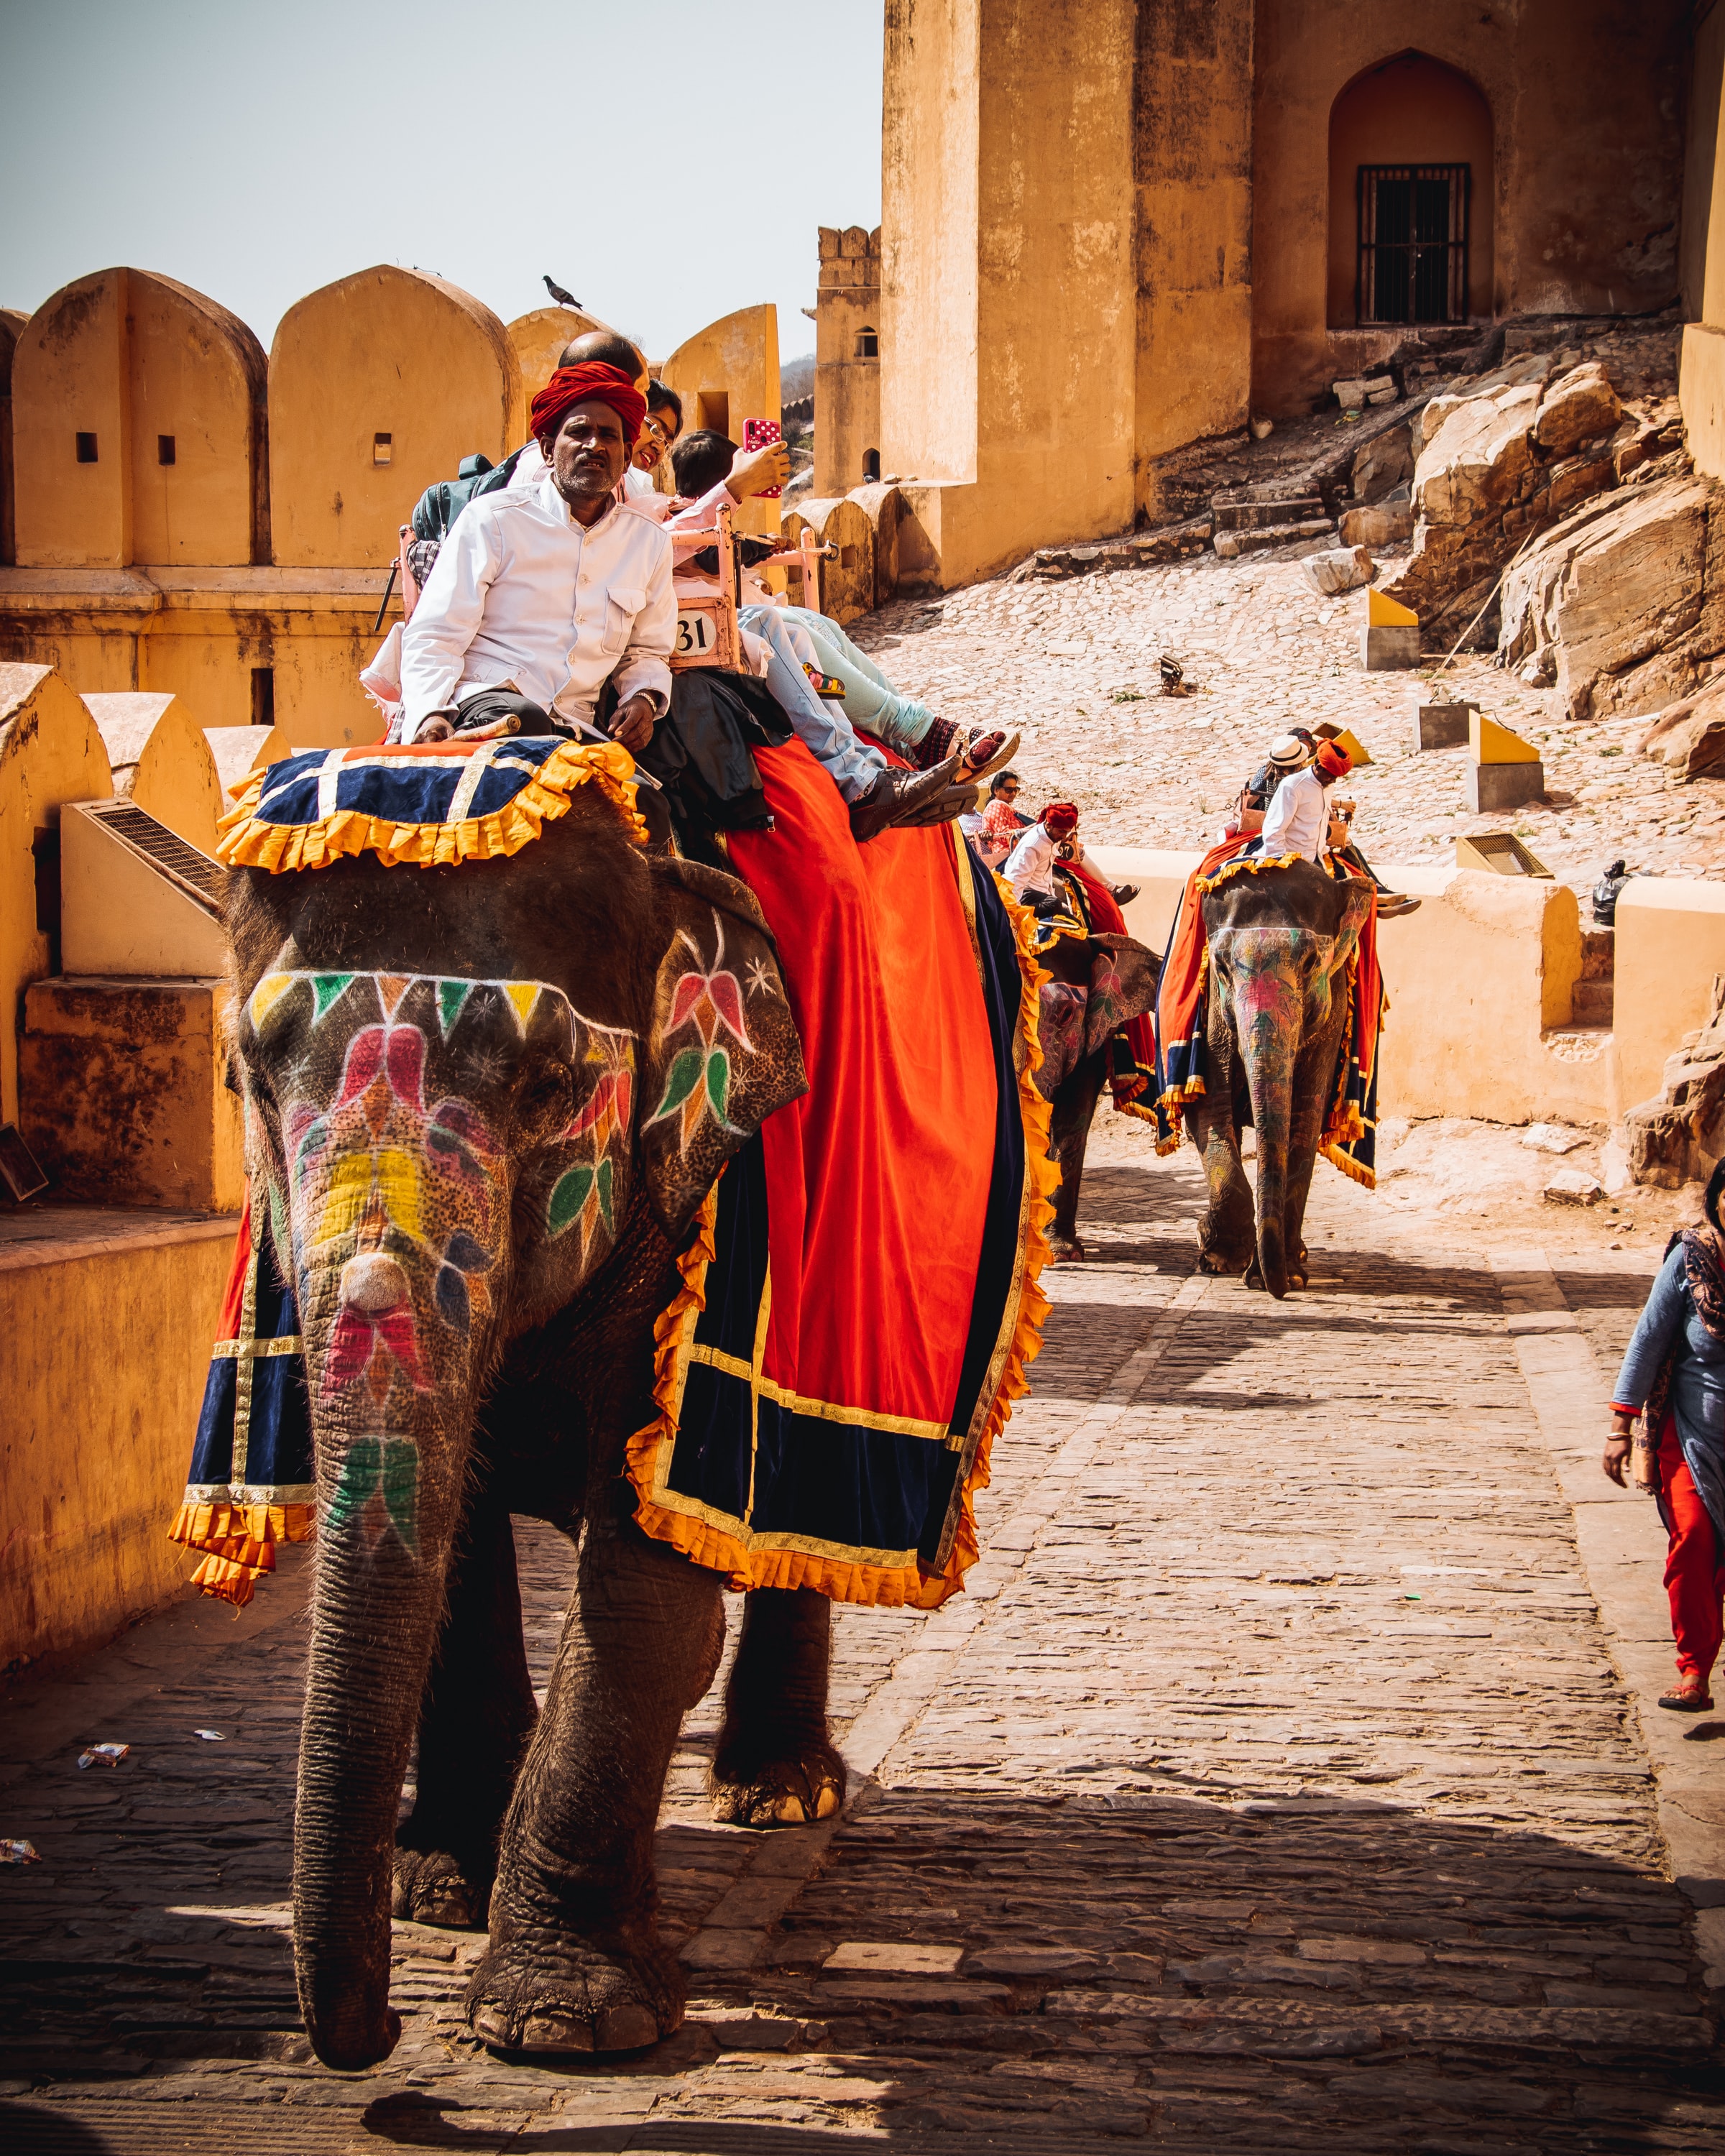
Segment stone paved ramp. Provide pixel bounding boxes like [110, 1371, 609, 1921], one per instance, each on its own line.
[3, 1147, 1721, 2152]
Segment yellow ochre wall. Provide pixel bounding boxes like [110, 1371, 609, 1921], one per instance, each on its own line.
[12, 268, 267, 570]
[269, 265, 518, 569]
[0, 663, 112, 1125]
[1681, 0, 1725, 481]
[0, 1219, 237, 1670]
[659, 304, 783, 538]
[505, 306, 645, 449]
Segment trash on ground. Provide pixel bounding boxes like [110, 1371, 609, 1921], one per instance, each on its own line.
[1, 1839, 42, 1864]
[194, 1730, 226, 1741]
[76, 1743, 129, 1769]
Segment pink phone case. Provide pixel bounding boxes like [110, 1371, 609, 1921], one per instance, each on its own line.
[743, 418, 783, 499]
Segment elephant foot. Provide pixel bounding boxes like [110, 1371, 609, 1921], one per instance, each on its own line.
[710, 1737, 847, 1829]
[1047, 1230, 1087, 1264]
[392, 1843, 492, 1930]
[466, 1927, 684, 2056]
[1244, 1256, 1266, 1291]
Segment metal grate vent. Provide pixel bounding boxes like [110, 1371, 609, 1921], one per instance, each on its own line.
[84, 800, 225, 915]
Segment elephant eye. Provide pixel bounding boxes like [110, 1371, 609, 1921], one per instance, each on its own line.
[520, 1064, 573, 1125]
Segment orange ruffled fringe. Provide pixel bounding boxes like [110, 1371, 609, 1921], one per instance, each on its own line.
[623, 873, 1059, 1611]
[166, 1498, 314, 1610]
[216, 737, 648, 873]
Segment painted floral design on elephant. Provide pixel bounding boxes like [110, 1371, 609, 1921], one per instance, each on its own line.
[645, 911, 755, 1152]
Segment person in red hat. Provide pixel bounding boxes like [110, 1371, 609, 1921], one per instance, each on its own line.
[402, 363, 673, 750]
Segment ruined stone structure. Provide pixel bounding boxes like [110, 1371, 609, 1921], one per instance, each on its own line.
[880, 0, 1691, 587]
[814, 226, 881, 497]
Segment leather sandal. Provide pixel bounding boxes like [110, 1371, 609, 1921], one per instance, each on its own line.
[1657, 1675, 1714, 1711]
[959, 729, 1020, 784]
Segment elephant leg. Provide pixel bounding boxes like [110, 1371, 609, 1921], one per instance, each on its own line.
[393, 1487, 539, 1930]
[467, 1508, 725, 2057]
[1049, 1052, 1108, 1261]
[711, 1586, 846, 1828]
[1190, 1097, 1256, 1275]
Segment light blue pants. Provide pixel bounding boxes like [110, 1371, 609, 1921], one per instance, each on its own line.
[737, 606, 890, 803]
[773, 606, 937, 750]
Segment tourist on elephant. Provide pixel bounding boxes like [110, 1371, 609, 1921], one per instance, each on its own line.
[667, 429, 1008, 779]
[627, 381, 682, 497]
[401, 365, 671, 752]
[968, 770, 1029, 868]
[1605, 1162, 1725, 1712]
[658, 428, 986, 839]
[1236, 732, 1419, 918]
[1005, 802, 1138, 918]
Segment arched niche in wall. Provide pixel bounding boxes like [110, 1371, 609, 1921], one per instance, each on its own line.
[12, 270, 267, 569]
[270, 267, 518, 568]
[1328, 52, 1495, 330]
[505, 307, 645, 448]
[658, 304, 781, 535]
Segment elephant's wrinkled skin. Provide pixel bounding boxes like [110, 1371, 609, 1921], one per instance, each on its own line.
[227, 792, 845, 2071]
[1034, 931, 1160, 1261]
[1187, 860, 1372, 1298]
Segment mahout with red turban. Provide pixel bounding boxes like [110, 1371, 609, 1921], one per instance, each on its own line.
[1041, 800, 1080, 833]
[529, 363, 646, 450]
[1315, 740, 1352, 778]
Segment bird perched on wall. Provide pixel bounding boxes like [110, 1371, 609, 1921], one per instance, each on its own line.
[543, 275, 581, 308]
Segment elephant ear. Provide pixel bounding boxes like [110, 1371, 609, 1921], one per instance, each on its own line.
[638, 856, 808, 1235]
[1085, 933, 1159, 1059]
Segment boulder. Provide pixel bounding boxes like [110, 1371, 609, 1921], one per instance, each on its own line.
[1532, 361, 1622, 458]
[1496, 474, 1717, 719]
[1351, 425, 1412, 503]
[1302, 545, 1374, 596]
[1542, 1169, 1604, 1205]
[1338, 501, 1413, 549]
[1656, 706, 1725, 782]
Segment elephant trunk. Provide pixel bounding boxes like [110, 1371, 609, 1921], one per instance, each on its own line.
[1228, 933, 1304, 1302]
[288, 1246, 483, 2070]
[294, 1537, 448, 2068]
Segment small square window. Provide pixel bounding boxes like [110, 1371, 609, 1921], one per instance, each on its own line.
[75, 432, 98, 464]
[157, 434, 176, 466]
[373, 433, 392, 466]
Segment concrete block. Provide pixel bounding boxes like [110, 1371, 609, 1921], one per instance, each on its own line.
[1362, 622, 1421, 671]
[1466, 760, 1545, 812]
[1415, 699, 1476, 750]
[1471, 711, 1540, 764]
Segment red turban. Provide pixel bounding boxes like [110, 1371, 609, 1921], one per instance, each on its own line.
[1315, 740, 1352, 778]
[529, 364, 646, 449]
[1041, 801, 1080, 834]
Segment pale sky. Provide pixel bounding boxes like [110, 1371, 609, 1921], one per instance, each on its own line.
[0, 0, 884, 364]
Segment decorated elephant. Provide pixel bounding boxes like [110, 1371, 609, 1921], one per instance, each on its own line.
[219, 786, 832, 2068]
[1033, 929, 1162, 1261]
[1162, 856, 1378, 1298]
[178, 729, 1049, 2074]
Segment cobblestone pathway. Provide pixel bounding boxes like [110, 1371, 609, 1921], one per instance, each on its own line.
[4, 1146, 1722, 2152]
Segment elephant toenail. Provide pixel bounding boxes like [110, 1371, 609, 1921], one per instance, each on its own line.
[595, 2003, 661, 2051]
[470, 2002, 514, 2049]
[814, 1783, 840, 1818]
[770, 1794, 807, 1824]
[520, 2010, 594, 2053]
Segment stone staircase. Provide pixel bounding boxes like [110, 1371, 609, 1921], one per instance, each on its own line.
[1211, 490, 1335, 561]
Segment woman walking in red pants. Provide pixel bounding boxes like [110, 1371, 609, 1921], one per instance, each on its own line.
[1605, 1158, 1725, 1710]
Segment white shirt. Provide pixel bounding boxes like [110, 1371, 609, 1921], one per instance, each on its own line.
[1004, 821, 1087, 899]
[1259, 764, 1328, 862]
[400, 473, 674, 737]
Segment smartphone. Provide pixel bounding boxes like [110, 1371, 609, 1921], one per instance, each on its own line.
[742, 418, 783, 499]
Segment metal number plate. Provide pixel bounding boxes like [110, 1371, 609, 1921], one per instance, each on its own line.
[674, 611, 715, 655]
